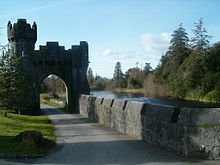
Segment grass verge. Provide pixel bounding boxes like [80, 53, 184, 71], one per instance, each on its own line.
[40, 93, 66, 111]
[40, 99, 66, 111]
[41, 99, 65, 111]
[0, 111, 56, 155]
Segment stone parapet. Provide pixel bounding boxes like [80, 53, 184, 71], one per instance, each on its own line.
[79, 94, 220, 160]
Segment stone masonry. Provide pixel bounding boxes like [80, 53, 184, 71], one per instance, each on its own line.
[79, 94, 220, 160]
[7, 19, 89, 114]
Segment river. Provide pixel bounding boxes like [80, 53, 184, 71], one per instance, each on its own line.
[91, 90, 220, 108]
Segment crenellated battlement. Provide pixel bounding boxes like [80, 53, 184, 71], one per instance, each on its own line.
[7, 19, 88, 66]
[7, 19, 37, 42]
[33, 41, 88, 67]
[6, 19, 90, 114]
[7, 19, 37, 57]
[37, 42, 65, 55]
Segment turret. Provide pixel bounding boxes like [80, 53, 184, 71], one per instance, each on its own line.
[80, 41, 88, 67]
[7, 19, 37, 57]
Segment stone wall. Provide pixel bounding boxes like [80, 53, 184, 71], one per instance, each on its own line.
[49, 99, 66, 106]
[79, 94, 220, 160]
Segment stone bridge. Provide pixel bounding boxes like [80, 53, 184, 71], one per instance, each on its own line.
[79, 94, 220, 160]
[5, 19, 220, 161]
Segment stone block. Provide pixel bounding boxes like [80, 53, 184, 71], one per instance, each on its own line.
[102, 98, 114, 107]
[112, 99, 127, 110]
[90, 96, 96, 104]
[179, 108, 220, 126]
[95, 97, 104, 105]
[84, 95, 91, 102]
[79, 94, 86, 100]
[125, 101, 146, 114]
[143, 103, 175, 122]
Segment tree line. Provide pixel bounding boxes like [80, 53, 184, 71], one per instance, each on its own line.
[88, 18, 220, 102]
[0, 18, 219, 108]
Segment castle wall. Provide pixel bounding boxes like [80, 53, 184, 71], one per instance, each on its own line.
[79, 94, 220, 160]
[7, 19, 90, 114]
[7, 19, 36, 57]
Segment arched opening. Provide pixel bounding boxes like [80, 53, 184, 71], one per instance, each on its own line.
[40, 74, 68, 111]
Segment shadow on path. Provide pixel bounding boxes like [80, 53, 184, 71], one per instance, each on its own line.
[2, 104, 219, 165]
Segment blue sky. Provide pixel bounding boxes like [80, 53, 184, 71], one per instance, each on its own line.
[0, 0, 220, 78]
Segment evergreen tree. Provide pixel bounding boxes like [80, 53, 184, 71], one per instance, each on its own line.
[143, 62, 153, 75]
[113, 62, 126, 88]
[155, 23, 190, 87]
[0, 51, 11, 110]
[0, 50, 34, 113]
[113, 62, 123, 80]
[169, 23, 189, 63]
[191, 18, 212, 55]
[87, 67, 94, 87]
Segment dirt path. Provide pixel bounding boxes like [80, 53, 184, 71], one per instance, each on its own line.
[1, 104, 219, 165]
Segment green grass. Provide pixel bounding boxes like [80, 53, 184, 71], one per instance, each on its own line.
[40, 93, 66, 111]
[41, 99, 65, 110]
[0, 112, 56, 155]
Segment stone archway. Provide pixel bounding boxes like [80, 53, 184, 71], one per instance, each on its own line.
[40, 74, 68, 109]
[7, 19, 89, 114]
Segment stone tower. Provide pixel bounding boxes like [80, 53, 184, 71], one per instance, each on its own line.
[7, 19, 90, 115]
[7, 19, 37, 57]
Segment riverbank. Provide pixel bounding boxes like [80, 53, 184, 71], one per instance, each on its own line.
[92, 90, 220, 108]
[113, 88, 170, 98]
[112, 88, 220, 104]
[113, 88, 146, 94]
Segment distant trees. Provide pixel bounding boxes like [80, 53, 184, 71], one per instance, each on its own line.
[143, 62, 153, 75]
[41, 18, 220, 103]
[113, 62, 126, 88]
[125, 67, 143, 89]
[113, 62, 123, 80]
[156, 23, 190, 82]
[191, 18, 212, 55]
[155, 18, 220, 102]
[87, 67, 112, 90]
[41, 75, 66, 98]
[87, 67, 94, 87]
[87, 62, 154, 90]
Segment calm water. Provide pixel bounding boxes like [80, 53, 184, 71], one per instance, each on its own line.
[91, 90, 220, 108]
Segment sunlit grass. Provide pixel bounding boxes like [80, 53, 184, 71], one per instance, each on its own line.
[40, 93, 66, 111]
[0, 112, 56, 155]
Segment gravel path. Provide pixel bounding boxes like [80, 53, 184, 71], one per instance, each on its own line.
[0, 104, 219, 165]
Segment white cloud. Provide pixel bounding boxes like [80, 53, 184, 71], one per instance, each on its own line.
[117, 51, 136, 59]
[101, 49, 137, 59]
[140, 33, 171, 54]
[101, 49, 114, 56]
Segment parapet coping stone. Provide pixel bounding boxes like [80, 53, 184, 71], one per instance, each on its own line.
[80, 94, 86, 100]
[102, 98, 114, 107]
[112, 99, 127, 110]
[179, 107, 220, 125]
[89, 96, 96, 103]
[124, 101, 146, 113]
[143, 103, 176, 122]
[84, 95, 90, 102]
[95, 97, 104, 105]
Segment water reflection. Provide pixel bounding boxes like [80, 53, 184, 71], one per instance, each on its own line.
[91, 90, 220, 108]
